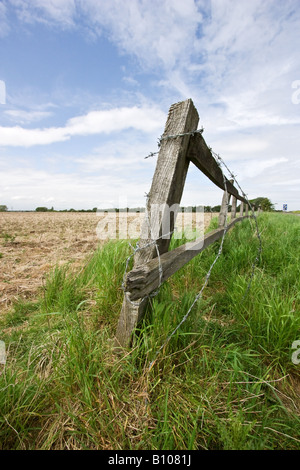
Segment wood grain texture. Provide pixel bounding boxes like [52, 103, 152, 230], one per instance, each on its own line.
[115, 99, 200, 348]
[231, 196, 237, 220]
[125, 216, 250, 301]
[218, 180, 233, 228]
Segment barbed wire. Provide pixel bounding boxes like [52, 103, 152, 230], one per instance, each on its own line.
[121, 194, 175, 307]
[125, 127, 205, 302]
[120, 127, 262, 372]
[211, 150, 263, 303]
[148, 159, 231, 371]
[145, 127, 204, 159]
[159, 127, 204, 144]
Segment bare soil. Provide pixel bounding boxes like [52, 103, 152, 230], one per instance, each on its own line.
[0, 211, 215, 313]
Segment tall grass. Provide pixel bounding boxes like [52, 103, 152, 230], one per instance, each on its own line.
[0, 213, 299, 449]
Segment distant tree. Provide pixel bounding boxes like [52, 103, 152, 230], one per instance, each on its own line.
[0, 205, 8, 212]
[212, 205, 221, 212]
[249, 197, 274, 212]
[35, 207, 48, 212]
[92, 207, 97, 212]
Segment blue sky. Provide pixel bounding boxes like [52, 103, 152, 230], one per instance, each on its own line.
[0, 0, 300, 211]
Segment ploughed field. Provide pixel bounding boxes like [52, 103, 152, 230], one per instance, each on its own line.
[0, 211, 214, 314]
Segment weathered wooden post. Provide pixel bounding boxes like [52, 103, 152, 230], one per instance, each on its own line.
[240, 201, 244, 217]
[245, 204, 249, 217]
[218, 179, 233, 228]
[115, 99, 199, 348]
[231, 196, 237, 220]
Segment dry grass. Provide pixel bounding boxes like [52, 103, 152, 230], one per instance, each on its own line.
[0, 211, 215, 314]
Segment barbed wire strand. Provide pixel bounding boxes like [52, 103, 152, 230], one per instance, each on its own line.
[144, 127, 204, 159]
[148, 159, 231, 371]
[121, 196, 175, 307]
[120, 128, 262, 375]
[211, 151, 263, 302]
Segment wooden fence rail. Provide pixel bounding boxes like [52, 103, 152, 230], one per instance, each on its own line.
[115, 98, 252, 348]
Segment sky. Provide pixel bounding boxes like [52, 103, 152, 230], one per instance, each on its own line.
[0, 0, 300, 211]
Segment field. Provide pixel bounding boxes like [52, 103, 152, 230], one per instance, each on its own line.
[0, 211, 213, 315]
[0, 211, 299, 450]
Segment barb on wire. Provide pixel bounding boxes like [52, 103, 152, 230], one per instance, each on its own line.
[145, 128, 204, 160]
[158, 127, 204, 146]
[144, 151, 159, 160]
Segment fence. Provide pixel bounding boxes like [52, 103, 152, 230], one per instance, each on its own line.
[115, 99, 258, 348]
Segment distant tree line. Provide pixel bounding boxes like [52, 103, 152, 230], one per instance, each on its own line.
[1, 197, 274, 213]
[35, 207, 98, 212]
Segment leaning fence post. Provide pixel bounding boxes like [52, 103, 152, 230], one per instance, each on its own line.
[115, 99, 199, 348]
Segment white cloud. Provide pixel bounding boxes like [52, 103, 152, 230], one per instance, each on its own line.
[1, 166, 150, 210]
[0, 125, 68, 147]
[78, 0, 204, 70]
[65, 106, 165, 136]
[0, 105, 165, 146]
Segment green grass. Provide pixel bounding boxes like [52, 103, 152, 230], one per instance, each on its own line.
[0, 213, 299, 450]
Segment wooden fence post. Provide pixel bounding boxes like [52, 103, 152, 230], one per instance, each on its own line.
[245, 204, 249, 217]
[115, 99, 199, 348]
[240, 201, 244, 217]
[231, 196, 237, 220]
[218, 179, 233, 228]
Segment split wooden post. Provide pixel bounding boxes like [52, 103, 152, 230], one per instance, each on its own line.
[218, 179, 233, 228]
[115, 99, 199, 348]
[231, 196, 237, 220]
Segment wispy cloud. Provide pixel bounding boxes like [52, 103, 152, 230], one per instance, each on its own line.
[4, 109, 54, 124]
[10, 0, 76, 28]
[0, 2, 10, 37]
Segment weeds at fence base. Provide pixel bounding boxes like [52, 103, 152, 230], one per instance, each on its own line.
[0, 213, 299, 450]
